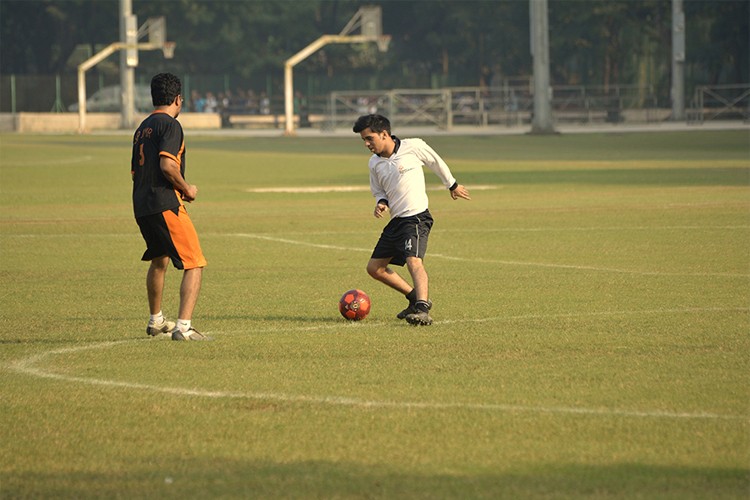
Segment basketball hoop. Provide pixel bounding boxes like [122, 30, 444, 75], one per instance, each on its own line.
[376, 35, 391, 53]
[162, 41, 176, 59]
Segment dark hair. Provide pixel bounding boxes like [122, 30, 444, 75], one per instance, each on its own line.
[353, 114, 391, 134]
[151, 73, 181, 107]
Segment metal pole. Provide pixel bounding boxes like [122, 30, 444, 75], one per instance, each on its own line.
[529, 0, 555, 134]
[78, 68, 86, 133]
[183, 74, 190, 109]
[120, 0, 135, 129]
[284, 61, 295, 135]
[671, 0, 686, 121]
[10, 74, 16, 115]
[51, 75, 64, 112]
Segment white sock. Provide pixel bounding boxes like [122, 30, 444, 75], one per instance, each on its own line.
[149, 311, 164, 324]
[176, 319, 191, 332]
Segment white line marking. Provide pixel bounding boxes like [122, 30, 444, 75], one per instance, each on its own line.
[432, 306, 750, 325]
[1, 156, 94, 167]
[248, 186, 370, 193]
[5, 319, 747, 421]
[230, 233, 750, 278]
[441, 225, 750, 233]
[6, 232, 742, 276]
[234, 233, 370, 253]
[3, 233, 132, 238]
[222, 307, 747, 332]
[3, 223, 746, 237]
[245, 185, 497, 194]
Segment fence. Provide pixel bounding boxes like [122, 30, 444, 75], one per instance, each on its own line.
[688, 84, 750, 123]
[2, 72, 746, 130]
[0, 73, 280, 114]
[324, 84, 662, 130]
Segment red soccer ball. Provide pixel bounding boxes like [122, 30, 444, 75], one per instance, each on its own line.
[338, 289, 371, 321]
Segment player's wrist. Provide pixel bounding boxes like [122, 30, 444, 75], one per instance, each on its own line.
[449, 182, 458, 191]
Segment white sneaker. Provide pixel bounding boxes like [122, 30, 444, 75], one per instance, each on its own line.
[171, 326, 211, 341]
[147, 318, 176, 337]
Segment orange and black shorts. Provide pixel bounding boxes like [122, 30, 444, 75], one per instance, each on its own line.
[136, 205, 207, 270]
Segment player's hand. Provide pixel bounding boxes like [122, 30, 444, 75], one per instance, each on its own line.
[182, 184, 198, 202]
[374, 202, 388, 218]
[450, 184, 471, 200]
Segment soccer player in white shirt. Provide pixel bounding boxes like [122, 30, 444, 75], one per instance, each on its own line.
[353, 114, 471, 325]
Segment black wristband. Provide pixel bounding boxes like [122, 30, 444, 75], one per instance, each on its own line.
[378, 198, 389, 206]
[449, 182, 458, 191]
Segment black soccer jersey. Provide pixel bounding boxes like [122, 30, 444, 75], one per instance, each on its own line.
[131, 111, 186, 218]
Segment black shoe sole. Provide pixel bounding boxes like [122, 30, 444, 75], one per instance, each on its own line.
[405, 315, 433, 326]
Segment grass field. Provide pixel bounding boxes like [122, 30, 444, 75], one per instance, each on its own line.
[0, 129, 748, 498]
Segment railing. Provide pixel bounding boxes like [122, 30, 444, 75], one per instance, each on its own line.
[326, 89, 451, 130]
[688, 84, 750, 123]
[326, 84, 661, 130]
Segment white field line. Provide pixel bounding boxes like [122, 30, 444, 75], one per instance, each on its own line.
[441, 225, 750, 233]
[245, 185, 498, 194]
[1, 156, 94, 167]
[230, 233, 750, 278]
[4, 224, 748, 237]
[234, 233, 370, 253]
[220, 306, 748, 331]
[2, 231, 747, 277]
[432, 306, 750, 325]
[5, 322, 748, 422]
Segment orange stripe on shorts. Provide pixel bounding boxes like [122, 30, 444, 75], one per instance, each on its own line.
[163, 205, 207, 269]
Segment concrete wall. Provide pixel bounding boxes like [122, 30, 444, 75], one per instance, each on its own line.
[0, 114, 15, 132]
[0, 112, 222, 133]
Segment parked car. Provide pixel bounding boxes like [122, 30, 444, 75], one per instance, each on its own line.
[68, 85, 152, 112]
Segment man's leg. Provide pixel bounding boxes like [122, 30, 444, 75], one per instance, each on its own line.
[171, 266, 208, 341]
[367, 258, 413, 294]
[404, 256, 432, 326]
[405, 256, 428, 302]
[147, 256, 170, 315]
[145, 256, 176, 336]
[178, 267, 203, 321]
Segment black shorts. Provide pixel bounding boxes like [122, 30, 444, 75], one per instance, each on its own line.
[136, 205, 207, 270]
[371, 210, 434, 266]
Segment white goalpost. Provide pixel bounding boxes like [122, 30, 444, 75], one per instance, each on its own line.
[283, 6, 390, 136]
[76, 16, 174, 133]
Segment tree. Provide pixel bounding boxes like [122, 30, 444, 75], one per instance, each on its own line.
[0, 0, 117, 73]
[1, 0, 746, 98]
[685, 0, 749, 85]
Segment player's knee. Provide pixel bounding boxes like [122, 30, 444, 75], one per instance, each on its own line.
[150, 255, 169, 271]
[366, 261, 383, 279]
[366, 264, 379, 278]
[406, 256, 424, 271]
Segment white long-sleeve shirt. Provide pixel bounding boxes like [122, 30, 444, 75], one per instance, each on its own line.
[368, 137, 457, 218]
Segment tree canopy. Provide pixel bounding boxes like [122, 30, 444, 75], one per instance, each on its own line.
[1, 0, 747, 99]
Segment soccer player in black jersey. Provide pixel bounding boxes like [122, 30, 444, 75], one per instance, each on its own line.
[131, 73, 208, 341]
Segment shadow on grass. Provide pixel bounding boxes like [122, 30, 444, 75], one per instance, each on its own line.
[4, 460, 748, 498]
